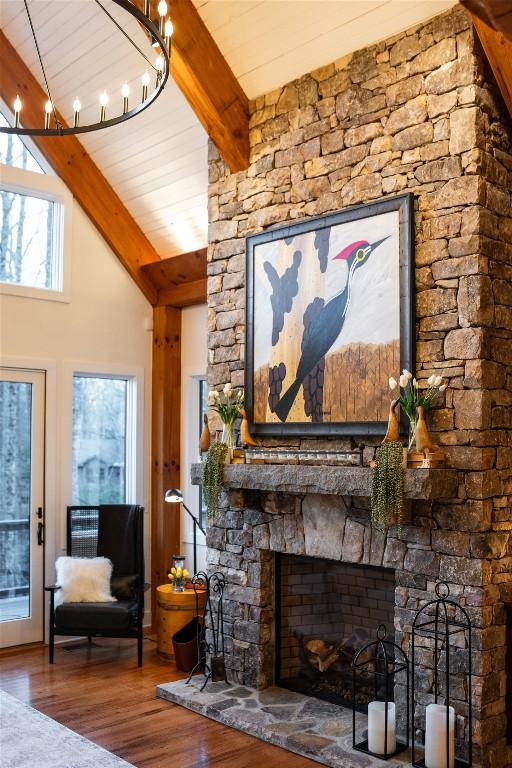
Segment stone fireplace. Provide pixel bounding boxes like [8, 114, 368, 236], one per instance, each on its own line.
[200, 5, 512, 767]
[276, 554, 395, 706]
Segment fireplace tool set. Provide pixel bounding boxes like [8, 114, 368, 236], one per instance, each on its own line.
[185, 571, 228, 692]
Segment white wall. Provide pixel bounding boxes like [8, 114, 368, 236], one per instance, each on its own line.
[0, 199, 153, 626]
[180, 304, 208, 574]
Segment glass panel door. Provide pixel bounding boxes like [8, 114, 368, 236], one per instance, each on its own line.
[0, 368, 45, 647]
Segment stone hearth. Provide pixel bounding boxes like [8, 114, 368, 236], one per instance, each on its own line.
[157, 678, 409, 768]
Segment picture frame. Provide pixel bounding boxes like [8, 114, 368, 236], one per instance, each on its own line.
[245, 192, 414, 437]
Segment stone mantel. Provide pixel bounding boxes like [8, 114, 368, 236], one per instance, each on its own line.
[191, 462, 458, 499]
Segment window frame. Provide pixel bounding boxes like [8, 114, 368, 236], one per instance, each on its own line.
[71, 371, 138, 507]
[60, 363, 144, 541]
[0, 144, 72, 303]
[182, 374, 207, 547]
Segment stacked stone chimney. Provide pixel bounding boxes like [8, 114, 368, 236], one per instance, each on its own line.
[205, 7, 512, 766]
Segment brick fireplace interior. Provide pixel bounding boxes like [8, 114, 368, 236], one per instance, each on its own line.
[277, 554, 395, 706]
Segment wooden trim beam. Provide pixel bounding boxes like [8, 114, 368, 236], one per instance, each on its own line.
[461, 1, 512, 40]
[134, 0, 249, 172]
[0, 30, 160, 304]
[157, 278, 207, 307]
[151, 306, 181, 613]
[141, 248, 207, 290]
[142, 248, 207, 306]
[471, 15, 512, 118]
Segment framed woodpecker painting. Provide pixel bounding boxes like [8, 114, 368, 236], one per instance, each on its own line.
[245, 192, 414, 436]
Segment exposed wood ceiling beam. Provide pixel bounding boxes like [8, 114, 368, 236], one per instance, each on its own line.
[472, 14, 512, 118]
[141, 247, 206, 289]
[0, 30, 160, 304]
[142, 247, 207, 306]
[157, 278, 207, 307]
[461, 1, 512, 40]
[134, 0, 249, 172]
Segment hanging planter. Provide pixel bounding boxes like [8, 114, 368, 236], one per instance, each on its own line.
[371, 441, 405, 530]
[202, 442, 229, 520]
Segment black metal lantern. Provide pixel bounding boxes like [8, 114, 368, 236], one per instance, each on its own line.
[352, 624, 409, 759]
[412, 582, 473, 768]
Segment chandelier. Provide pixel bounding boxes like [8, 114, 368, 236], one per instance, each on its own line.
[1, 0, 172, 136]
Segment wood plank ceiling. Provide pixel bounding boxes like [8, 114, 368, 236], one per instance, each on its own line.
[1, 0, 457, 262]
[0, 0, 208, 261]
[192, 0, 456, 97]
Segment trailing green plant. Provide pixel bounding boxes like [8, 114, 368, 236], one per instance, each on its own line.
[203, 442, 229, 519]
[371, 441, 405, 532]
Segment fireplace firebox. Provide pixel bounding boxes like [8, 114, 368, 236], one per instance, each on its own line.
[276, 554, 396, 707]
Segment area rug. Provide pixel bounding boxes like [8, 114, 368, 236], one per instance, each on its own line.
[157, 677, 410, 768]
[0, 690, 134, 768]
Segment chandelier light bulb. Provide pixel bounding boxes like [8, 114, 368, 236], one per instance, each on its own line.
[13, 95, 21, 127]
[73, 98, 81, 127]
[155, 54, 164, 71]
[141, 70, 151, 101]
[122, 83, 130, 114]
[99, 91, 108, 122]
[44, 99, 52, 129]
[157, 0, 167, 34]
[164, 18, 173, 49]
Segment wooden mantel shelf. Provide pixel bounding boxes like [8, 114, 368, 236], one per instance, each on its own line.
[191, 463, 458, 500]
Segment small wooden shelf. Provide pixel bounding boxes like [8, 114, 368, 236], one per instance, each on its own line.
[191, 463, 458, 500]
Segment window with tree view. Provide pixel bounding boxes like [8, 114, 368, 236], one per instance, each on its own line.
[0, 111, 64, 293]
[72, 376, 130, 505]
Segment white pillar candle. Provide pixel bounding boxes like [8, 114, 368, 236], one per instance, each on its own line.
[367, 701, 396, 755]
[425, 703, 455, 768]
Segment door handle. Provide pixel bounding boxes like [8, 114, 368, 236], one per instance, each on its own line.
[37, 521, 44, 546]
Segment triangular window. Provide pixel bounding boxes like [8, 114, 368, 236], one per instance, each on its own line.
[0, 111, 45, 174]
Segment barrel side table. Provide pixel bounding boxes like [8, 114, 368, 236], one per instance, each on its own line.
[156, 584, 206, 660]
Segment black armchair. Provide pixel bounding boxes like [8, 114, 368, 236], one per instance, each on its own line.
[46, 504, 147, 666]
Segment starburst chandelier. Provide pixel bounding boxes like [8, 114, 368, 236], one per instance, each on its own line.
[1, 0, 172, 136]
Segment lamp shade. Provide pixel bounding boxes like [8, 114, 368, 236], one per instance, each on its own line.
[165, 488, 183, 503]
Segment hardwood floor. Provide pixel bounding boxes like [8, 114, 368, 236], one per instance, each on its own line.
[0, 638, 317, 768]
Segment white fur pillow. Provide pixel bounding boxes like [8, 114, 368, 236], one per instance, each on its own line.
[56, 557, 117, 604]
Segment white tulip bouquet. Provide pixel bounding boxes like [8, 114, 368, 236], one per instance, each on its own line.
[208, 383, 244, 427]
[389, 369, 446, 448]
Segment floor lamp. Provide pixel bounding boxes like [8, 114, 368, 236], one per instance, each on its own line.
[164, 488, 205, 575]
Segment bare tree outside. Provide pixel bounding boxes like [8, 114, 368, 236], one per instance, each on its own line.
[0, 113, 55, 291]
[72, 376, 128, 505]
[0, 382, 31, 620]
